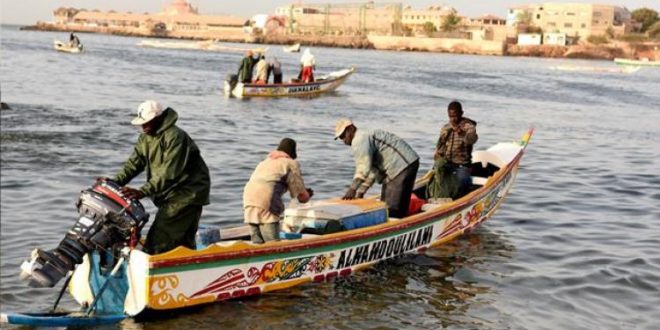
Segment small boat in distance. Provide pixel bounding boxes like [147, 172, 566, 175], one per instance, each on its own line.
[614, 57, 659, 67]
[54, 40, 83, 53]
[224, 67, 355, 98]
[550, 65, 640, 74]
[283, 43, 301, 53]
[137, 39, 267, 53]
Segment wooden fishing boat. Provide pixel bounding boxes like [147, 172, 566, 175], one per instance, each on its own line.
[54, 40, 83, 53]
[283, 43, 301, 53]
[224, 67, 355, 98]
[614, 58, 659, 67]
[64, 129, 532, 317]
[2, 130, 532, 326]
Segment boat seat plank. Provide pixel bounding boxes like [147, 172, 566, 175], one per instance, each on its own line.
[219, 225, 251, 240]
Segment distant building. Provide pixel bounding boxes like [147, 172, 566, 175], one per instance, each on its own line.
[518, 33, 542, 45]
[401, 5, 459, 32]
[506, 3, 632, 39]
[465, 14, 507, 41]
[52, 0, 245, 38]
[543, 32, 566, 45]
[275, 2, 403, 35]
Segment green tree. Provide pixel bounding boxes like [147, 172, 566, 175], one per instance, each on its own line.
[606, 26, 615, 38]
[647, 21, 660, 38]
[423, 21, 436, 36]
[441, 13, 461, 32]
[516, 10, 533, 25]
[632, 8, 659, 32]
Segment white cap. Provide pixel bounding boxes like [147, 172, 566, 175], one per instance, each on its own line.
[334, 118, 353, 140]
[131, 100, 164, 126]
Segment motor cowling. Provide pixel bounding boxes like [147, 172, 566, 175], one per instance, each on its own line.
[20, 179, 149, 288]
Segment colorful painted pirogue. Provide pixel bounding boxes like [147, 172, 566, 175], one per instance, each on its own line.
[224, 67, 355, 98]
[2, 129, 533, 326]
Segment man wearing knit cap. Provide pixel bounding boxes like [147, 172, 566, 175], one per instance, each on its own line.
[243, 138, 314, 243]
[335, 118, 419, 218]
[108, 100, 211, 254]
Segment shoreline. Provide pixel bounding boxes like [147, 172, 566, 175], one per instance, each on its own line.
[19, 23, 659, 61]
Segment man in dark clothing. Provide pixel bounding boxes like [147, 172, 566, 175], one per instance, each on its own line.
[432, 101, 478, 199]
[110, 100, 211, 254]
[267, 57, 283, 84]
[237, 50, 256, 83]
[69, 32, 80, 47]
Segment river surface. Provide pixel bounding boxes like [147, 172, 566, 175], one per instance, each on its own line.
[2, 25, 660, 329]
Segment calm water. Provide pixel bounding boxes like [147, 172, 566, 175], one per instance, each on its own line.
[2, 25, 660, 329]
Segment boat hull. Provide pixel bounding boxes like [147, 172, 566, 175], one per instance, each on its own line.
[54, 40, 83, 53]
[614, 58, 659, 67]
[225, 67, 355, 98]
[283, 43, 301, 53]
[69, 131, 532, 316]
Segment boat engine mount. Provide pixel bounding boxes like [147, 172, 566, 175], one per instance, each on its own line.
[19, 179, 149, 288]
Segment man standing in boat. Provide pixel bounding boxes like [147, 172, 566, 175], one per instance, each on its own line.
[69, 32, 80, 47]
[299, 48, 315, 83]
[267, 57, 282, 84]
[432, 101, 478, 199]
[243, 138, 313, 243]
[254, 54, 268, 84]
[237, 50, 257, 83]
[335, 119, 419, 218]
[108, 100, 211, 254]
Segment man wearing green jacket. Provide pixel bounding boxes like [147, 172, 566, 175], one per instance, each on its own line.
[111, 100, 210, 254]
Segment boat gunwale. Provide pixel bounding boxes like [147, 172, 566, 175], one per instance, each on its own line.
[240, 67, 355, 89]
[149, 145, 526, 270]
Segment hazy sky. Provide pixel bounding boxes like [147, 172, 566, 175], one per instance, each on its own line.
[1, 0, 658, 25]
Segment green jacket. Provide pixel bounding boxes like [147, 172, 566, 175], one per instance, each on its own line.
[237, 56, 255, 83]
[113, 108, 210, 207]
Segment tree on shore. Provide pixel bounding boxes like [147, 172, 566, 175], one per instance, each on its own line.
[632, 8, 659, 32]
[423, 21, 436, 36]
[516, 10, 533, 26]
[515, 10, 542, 33]
[441, 13, 461, 32]
[648, 21, 660, 38]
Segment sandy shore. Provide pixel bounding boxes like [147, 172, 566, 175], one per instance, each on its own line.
[21, 23, 659, 60]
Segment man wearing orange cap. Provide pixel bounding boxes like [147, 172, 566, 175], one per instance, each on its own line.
[108, 101, 211, 254]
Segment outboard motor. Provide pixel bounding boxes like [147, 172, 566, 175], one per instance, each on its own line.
[20, 179, 149, 288]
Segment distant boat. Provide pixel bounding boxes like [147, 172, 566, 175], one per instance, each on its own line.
[614, 58, 659, 67]
[224, 67, 355, 98]
[54, 40, 83, 53]
[283, 43, 301, 53]
[137, 40, 267, 53]
[550, 65, 640, 74]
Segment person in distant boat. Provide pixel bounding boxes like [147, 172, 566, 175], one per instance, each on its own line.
[430, 101, 478, 199]
[335, 118, 419, 218]
[267, 57, 282, 84]
[299, 48, 315, 83]
[237, 50, 256, 83]
[254, 54, 268, 84]
[107, 100, 211, 254]
[243, 138, 314, 244]
[69, 32, 80, 47]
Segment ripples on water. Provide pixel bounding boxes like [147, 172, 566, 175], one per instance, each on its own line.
[2, 25, 660, 329]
